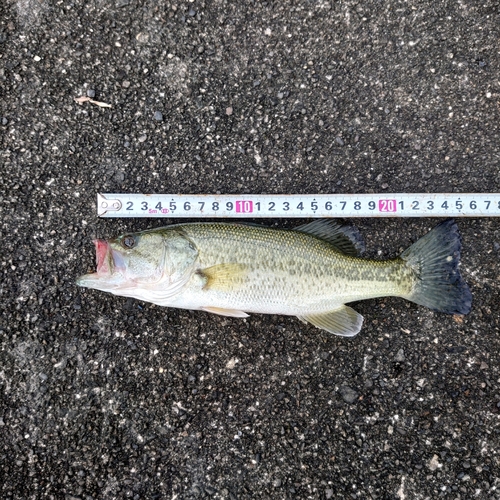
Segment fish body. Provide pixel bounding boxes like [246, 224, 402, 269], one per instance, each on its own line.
[77, 220, 471, 336]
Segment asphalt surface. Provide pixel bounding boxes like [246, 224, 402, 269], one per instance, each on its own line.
[1, 0, 500, 498]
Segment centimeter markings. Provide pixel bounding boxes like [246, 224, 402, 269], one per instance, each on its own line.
[98, 193, 500, 218]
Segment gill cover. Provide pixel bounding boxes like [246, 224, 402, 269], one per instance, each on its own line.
[150, 228, 199, 302]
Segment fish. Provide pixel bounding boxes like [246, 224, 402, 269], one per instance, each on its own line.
[76, 219, 472, 337]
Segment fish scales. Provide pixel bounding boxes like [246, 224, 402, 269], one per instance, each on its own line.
[176, 223, 411, 313]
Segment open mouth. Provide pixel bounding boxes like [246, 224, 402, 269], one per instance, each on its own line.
[76, 239, 128, 289]
[94, 239, 110, 274]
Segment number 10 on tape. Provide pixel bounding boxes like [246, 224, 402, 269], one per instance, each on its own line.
[97, 193, 500, 218]
[235, 200, 253, 213]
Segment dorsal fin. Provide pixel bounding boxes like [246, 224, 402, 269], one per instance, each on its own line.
[294, 220, 365, 256]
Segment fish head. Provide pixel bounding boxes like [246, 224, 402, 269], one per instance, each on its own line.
[76, 230, 168, 292]
[76, 228, 199, 301]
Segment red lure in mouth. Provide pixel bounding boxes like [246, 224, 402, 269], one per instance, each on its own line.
[93, 239, 110, 274]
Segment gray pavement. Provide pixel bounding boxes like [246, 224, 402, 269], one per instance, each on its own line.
[1, 0, 499, 498]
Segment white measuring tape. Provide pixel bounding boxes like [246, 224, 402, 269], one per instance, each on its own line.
[98, 193, 500, 218]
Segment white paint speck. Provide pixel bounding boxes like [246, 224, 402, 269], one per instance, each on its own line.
[428, 454, 442, 471]
[226, 358, 238, 369]
[396, 476, 406, 499]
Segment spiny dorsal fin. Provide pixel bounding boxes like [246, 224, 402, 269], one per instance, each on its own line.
[201, 263, 247, 291]
[294, 220, 365, 256]
[298, 305, 364, 336]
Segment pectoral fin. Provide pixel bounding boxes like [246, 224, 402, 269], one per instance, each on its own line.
[201, 263, 247, 291]
[298, 305, 364, 337]
[201, 306, 249, 318]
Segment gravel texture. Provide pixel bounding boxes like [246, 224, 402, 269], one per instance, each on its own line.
[1, 1, 500, 499]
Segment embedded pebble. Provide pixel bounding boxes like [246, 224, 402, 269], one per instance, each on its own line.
[339, 385, 358, 403]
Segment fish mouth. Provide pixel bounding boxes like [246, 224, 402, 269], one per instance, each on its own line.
[95, 239, 110, 274]
[94, 239, 126, 275]
[76, 239, 125, 288]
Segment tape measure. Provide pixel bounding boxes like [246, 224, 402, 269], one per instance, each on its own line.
[97, 193, 500, 218]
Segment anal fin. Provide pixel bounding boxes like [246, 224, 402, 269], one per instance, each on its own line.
[298, 305, 364, 337]
[201, 306, 249, 318]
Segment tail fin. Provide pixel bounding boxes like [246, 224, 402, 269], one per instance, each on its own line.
[401, 220, 471, 315]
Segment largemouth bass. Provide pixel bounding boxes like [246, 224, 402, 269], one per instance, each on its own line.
[76, 220, 471, 336]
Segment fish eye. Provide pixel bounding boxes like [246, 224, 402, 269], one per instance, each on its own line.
[121, 235, 136, 249]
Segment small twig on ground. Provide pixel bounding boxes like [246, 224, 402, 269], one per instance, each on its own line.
[74, 96, 112, 108]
